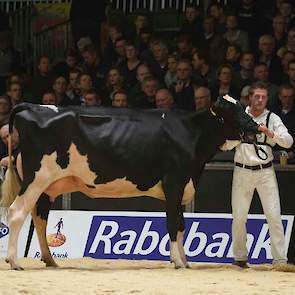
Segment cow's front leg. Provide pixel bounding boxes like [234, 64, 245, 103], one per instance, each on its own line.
[177, 231, 190, 268]
[31, 194, 58, 267]
[163, 178, 186, 269]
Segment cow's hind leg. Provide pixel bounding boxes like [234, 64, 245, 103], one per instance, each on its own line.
[163, 177, 186, 269]
[31, 194, 58, 267]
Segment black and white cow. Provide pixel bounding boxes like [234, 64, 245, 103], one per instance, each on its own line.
[0, 95, 259, 270]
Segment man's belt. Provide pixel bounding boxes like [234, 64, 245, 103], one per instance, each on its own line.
[235, 161, 272, 171]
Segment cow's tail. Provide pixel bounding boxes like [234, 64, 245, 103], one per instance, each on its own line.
[0, 104, 28, 215]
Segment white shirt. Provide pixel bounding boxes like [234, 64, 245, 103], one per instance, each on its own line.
[233, 107, 293, 165]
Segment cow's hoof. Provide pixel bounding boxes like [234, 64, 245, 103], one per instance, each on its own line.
[41, 257, 58, 268]
[5, 258, 24, 270]
[185, 263, 191, 269]
[171, 259, 186, 269]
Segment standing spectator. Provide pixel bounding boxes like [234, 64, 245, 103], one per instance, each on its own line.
[208, 2, 227, 34]
[277, 27, 295, 58]
[257, 34, 283, 85]
[32, 55, 52, 103]
[194, 86, 211, 111]
[76, 73, 93, 104]
[112, 90, 128, 108]
[176, 35, 194, 60]
[165, 54, 178, 88]
[223, 14, 249, 52]
[230, 82, 293, 268]
[278, 0, 294, 29]
[211, 64, 240, 101]
[155, 88, 174, 110]
[66, 68, 82, 104]
[180, 4, 204, 48]
[285, 59, 295, 88]
[225, 44, 242, 72]
[281, 50, 295, 81]
[170, 59, 195, 111]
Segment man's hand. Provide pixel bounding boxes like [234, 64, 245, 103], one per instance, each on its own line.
[258, 124, 274, 138]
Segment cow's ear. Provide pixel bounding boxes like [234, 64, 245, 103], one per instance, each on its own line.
[78, 114, 112, 124]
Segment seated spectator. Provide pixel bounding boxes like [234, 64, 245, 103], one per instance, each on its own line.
[192, 49, 216, 88]
[211, 64, 240, 101]
[103, 67, 125, 105]
[170, 59, 195, 111]
[0, 95, 11, 127]
[134, 12, 150, 37]
[164, 54, 178, 88]
[82, 89, 102, 106]
[285, 59, 295, 88]
[76, 73, 93, 104]
[136, 27, 153, 55]
[155, 88, 174, 109]
[129, 63, 152, 104]
[81, 45, 105, 89]
[272, 84, 295, 162]
[278, 0, 294, 29]
[281, 50, 295, 81]
[194, 86, 211, 111]
[176, 35, 194, 60]
[133, 76, 159, 108]
[277, 27, 295, 58]
[257, 34, 283, 85]
[223, 14, 249, 52]
[0, 124, 19, 167]
[112, 90, 128, 108]
[52, 75, 72, 106]
[32, 55, 52, 103]
[66, 68, 82, 104]
[271, 14, 287, 52]
[6, 82, 23, 107]
[235, 52, 255, 90]
[201, 15, 227, 67]
[240, 85, 250, 108]
[120, 41, 141, 88]
[53, 47, 81, 77]
[225, 44, 242, 72]
[253, 62, 279, 108]
[42, 91, 57, 105]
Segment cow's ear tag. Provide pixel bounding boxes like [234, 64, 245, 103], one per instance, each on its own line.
[210, 107, 217, 116]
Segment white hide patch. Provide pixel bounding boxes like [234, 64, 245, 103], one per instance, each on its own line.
[223, 94, 237, 104]
[40, 143, 195, 204]
[40, 105, 59, 113]
[219, 139, 241, 151]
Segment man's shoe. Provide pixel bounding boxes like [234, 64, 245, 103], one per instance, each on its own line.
[232, 260, 249, 268]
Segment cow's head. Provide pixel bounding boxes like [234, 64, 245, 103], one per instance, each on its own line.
[211, 95, 259, 140]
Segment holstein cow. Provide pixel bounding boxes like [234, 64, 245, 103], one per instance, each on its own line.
[0, 95, 259, 270]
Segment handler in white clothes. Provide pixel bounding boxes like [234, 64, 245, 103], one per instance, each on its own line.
[231, 82, 294, 268]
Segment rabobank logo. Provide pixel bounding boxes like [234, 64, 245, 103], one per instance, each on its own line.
[0, 222, 9, 239]
[83, 213, 293, 264]
[47, 218, 66, 247]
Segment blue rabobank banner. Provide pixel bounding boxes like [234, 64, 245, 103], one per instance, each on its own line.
[84, 212, 294, 264]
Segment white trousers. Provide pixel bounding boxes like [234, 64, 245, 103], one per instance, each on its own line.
[231, 166, 287, 263]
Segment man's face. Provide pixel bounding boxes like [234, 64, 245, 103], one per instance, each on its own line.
[185, 8, 197, 23]
[259, 38, 274, 56]
[66, 56, 78, 68]
[254, 65, 269, 81]
[79, 75, 92, 90]
[8, 83, 22, 101]
[167, 57, 178, 72]
[143, 81, 157, 97]
[152, 44, 167, 63]
[249, 88, 268, 113]
[137, 66, 151, 82]
[0, 127, 19, 149]
[226, 16, 237, 30]
[84, 94, 99, 106]
[192, 53, 202, 70]
[42, 93, 56, 105]
[288, 63, 295, 81]
[53, 77, 67, 94]
[240, 54, 254, 70]
[115, 40, 126, 57]
[0, 98, 10, 114]
[82, 51, 97, 66]
[155, 90, 173, 109]
[108, 69, 120, 85]
[194, 88, 211, 110]
[69, 72, 79, 88]
[176, 62, 191, 81]
[112, 93, 128, 107]
[38, 57, 50, 75]
[279, 88, 294, 110]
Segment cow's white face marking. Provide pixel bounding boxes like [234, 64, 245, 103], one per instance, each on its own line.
[161, 113, 165, 119]
[223, 94, 237, 104]
[40, 105, 59, 113]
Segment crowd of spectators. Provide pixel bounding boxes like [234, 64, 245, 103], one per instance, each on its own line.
[0, 0, 294, 161]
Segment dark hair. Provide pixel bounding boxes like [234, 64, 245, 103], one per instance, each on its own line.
[248, 81, 268, 96]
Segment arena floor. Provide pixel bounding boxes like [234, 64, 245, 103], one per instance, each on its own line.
[0, 258, 294, 295]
